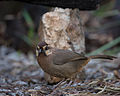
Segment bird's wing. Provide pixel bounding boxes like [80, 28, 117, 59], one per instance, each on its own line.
[52, 49, 88, 65]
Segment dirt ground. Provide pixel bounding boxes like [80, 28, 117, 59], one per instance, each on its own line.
[0, 46, 120, 96]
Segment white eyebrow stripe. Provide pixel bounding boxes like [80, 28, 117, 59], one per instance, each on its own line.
[37, 46, 40, 49]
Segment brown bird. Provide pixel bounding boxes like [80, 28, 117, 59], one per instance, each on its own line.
[36, 41, 116, 80]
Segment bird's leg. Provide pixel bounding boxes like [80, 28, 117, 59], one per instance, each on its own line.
[60, 79, 74, 89]
[61, 79, 81, 90]
[49, 79, 66, 95]
[67, 80, 73, 87]
[52, 78, 66, 89]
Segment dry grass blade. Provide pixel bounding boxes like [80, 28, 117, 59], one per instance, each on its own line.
[95, 86, 120, 92]
[97, 86, 107, 94]
[87, 36, 120, 56]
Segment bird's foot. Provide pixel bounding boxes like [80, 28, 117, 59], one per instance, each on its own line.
[52, 78, 66, 89]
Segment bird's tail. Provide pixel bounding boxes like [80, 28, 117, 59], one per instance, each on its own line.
[89, 55, 117, 60]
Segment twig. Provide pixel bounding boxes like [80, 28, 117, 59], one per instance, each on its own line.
[97, 86, 107, 94]
[95, 86, 120, 92]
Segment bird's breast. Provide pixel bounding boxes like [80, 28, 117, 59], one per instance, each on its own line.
[37, 54, 55, 74]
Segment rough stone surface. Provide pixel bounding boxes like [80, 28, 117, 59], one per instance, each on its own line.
[39, 8, 85, 54]
[38, 8, 86, 83]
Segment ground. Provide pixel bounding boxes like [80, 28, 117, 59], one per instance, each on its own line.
[0, 46, 120, 96]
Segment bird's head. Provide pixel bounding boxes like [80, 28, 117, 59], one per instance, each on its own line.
[36, 41, 52, 56]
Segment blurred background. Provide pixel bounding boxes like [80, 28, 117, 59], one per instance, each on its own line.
[0, 0, 120, 96]
[0, 0, 120, 55]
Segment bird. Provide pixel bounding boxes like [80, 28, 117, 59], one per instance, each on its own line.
[36, 41, 116, 81]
